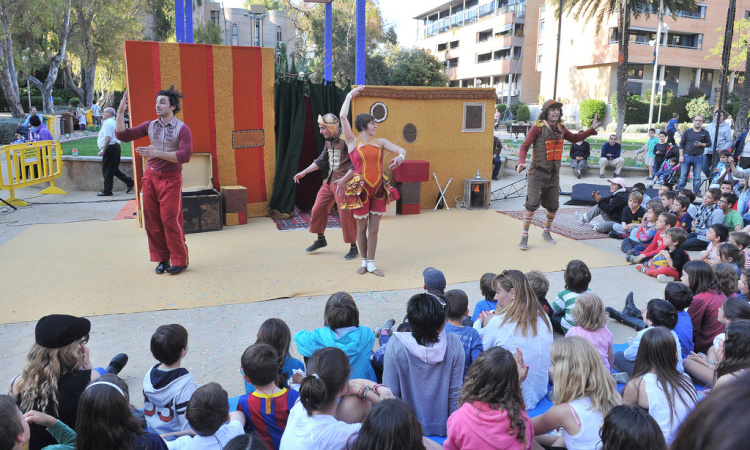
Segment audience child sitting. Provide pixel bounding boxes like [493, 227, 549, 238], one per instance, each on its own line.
[628, 212, 677, 264]
[383, 293, 464, 436]
[600, 405, 666, 450]
[632, 182, 651, 207]
[610, 191, 645, 239]
[710, 319, 750, 390]
[245, 319, 305, 394]
[474, 270, 553, 409]
[710, 150, 732, 185]
[26, 375, 168, 450]
[684, 187, 724, 251]
[672, 195, 693, 230]
[713, 262, 741, 305]
[0, 395, 30, 450]
[621, 202, 665, 254]
[238, 343, 300, 450]
[684, 296, 750, 386]
[659, 190, 677, 211]
[720, 193, 743, 231]
[719, 179, 736, 196]
[224, 434, 271, 450]
[550, 260, 592, 334]
[635, 227, 690, 283]
[671, 370, 750, 449]
[621, 327, 698, 444]
[168, 383, 245, 449]
[471, 272, 497, 321]
[728, 231, 750, 269]
[280, 347, 392, 449]
[525, 270, 554, 320]
[717, 243, 745, 280]
[664, 283, 695, 358]
[532, 337, 621, 450]
[443, 289, 483, 378]
[294, 292, 376, 381]
[444, 347, 533, 450]
[347, 399, 442, 450]
[614, 299, 684, 380]
[699, 223, 729, 264]
[143, 324, 195, 439]
[565, 293, 615, 372]
[682, 261, 727, 354]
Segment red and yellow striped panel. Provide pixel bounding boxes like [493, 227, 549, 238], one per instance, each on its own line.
[122, 41, 276, 219]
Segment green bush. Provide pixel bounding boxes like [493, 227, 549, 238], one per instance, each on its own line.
[580, 99, 606, 128]
[496, 103, 507, 114]
[516, 104, 531, 122]
[610, 90, 691, 127]
[509, 101, 525, 117]
[687, 87, 705, 99]
[0, 117, 20, 144]
[686, 96, 712, 120]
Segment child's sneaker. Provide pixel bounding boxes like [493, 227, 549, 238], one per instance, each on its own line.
[635, 264, 647, 273]
[626, 255, 637, 263]
[575, 211, 588, 225]
[612, 372, 631, 384]
[657, 274, 675, 283]
[374, 318, 396, 337]
[608, 231, 624, 239]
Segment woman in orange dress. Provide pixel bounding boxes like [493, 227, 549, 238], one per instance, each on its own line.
[339, 86, 407, 277]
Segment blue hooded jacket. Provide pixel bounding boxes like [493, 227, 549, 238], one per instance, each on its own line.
[294, 326, 376, 381]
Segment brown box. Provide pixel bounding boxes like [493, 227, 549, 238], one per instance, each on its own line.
[221, 185, 247, 213]
[396, 182, 421, 205]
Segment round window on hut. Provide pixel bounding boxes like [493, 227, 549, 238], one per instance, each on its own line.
[370, 102, 388, 123]
[403, 123, 417, 143]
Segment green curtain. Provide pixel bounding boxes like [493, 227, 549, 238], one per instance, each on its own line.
[269, 79, 351, 216]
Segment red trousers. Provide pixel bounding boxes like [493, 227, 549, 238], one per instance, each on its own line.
[645, 266, 680, 280]
[142, 169, 189, 267]
[309, 180, 357, 244]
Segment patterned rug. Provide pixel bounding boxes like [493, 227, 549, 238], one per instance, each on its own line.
[273, 207, 342, 231]
[498, 208, 609, 240]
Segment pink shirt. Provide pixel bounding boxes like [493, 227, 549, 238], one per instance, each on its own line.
[445, 401, 533, 450]
[565, 325, 614, 372]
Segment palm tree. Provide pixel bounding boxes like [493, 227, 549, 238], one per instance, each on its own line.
[558, 0, 697, 139]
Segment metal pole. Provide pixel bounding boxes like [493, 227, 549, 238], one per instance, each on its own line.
[712, 0, 737, 172]
[27, 79, 31, 110]
[658, 86, 664, 123]
[552, 0, 562, 99]
[355, 0, 365, 85]
[647, 1, 663, 128]
[325, 2, 332, 82]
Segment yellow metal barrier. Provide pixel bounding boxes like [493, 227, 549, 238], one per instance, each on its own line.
[0, 140, 67, 206]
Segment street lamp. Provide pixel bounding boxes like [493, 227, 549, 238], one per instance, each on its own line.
[648, 17, 669, 128]
[658, 79, 667, 124]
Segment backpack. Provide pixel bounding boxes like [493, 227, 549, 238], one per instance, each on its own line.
[732, 126, 749, 160]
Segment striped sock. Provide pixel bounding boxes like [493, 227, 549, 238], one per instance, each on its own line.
[544, 211, 556, 231]
[522, 211, 534, 236]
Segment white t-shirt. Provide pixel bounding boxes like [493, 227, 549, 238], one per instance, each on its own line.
[91, 104, 101, 117]
[97, 117, 120, 149]
[166, 420, 244, 450]
[280, 400, 361, 450]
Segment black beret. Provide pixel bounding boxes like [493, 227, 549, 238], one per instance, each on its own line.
[35, 315, 91, 349]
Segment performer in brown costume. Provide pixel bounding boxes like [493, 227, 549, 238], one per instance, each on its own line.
[294, 114, 359, 259]
[516, 99, 600, 250]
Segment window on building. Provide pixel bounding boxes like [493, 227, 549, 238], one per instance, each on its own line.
[478, 30, 493, 42]
[513, 46, 522, 58]
[277, 26, 282, 43]
[746, 10, 750, 19]
[477, 52, 492, 63]
[627, 65, 644, 78]
[539, 19, 545, 33]
[232, 24, 237, 37]
[463, 102, 485, 132]
[537, 43, 543, 68]
[210, 10, 220, 26]
[438, 43, 448, 52]
[494, 49, 511, 60]
[255, 20, 261, 46]
[445, 57, 459, 69]
[515, 24, 524, 37]
[450, 40, 459, 49]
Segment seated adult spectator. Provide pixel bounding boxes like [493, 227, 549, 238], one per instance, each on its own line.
[492, 136, 506, 180]
[599, 134, 624, 178]
[383, 293, 465, 436]
[575, 177, 629, 233]
[570, 139, 590, 179]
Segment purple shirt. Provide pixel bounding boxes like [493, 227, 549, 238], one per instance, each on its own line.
[32, 124, 54, 141]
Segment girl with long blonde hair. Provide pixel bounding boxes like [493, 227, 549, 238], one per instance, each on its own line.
[473, 270, 553, 409]
[532, 336, 622, 450]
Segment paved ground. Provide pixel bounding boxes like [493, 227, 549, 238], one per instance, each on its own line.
[0, 133, 686, 405]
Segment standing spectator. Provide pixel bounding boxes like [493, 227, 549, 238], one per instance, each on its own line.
[492, 136, 505, 180]
[90, 101, 102, 129]
[704, 110, 733, 181]
[97, 107, 134, 197]
[599, 135, 624, 178]
[666, 112, 679, 147]
[678, 115, 712, 196]
[28, 116, 53, 142]
[19, 106, 42, 128]
[570, 140, 590, 179]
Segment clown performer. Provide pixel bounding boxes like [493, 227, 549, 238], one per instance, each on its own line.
[294, 113, 359, 260]
[516, 99, 600, 250]
[338, 86, 406, 277]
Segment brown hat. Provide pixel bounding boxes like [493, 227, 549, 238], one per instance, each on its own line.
[35, 314, 91, 349]
[542, 99, 563, 110]
[318, 114, 340, 134]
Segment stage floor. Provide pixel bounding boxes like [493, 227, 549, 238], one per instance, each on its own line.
[0, 208, 624, 324]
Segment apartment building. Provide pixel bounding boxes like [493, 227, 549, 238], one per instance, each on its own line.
[414, 0, 543, 104]
[416, 0, 748, 115]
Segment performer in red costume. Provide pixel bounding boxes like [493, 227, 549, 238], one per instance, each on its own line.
[338, 86, 406, 277]
[516, 99, 600, 250]
[294, 113, 358, 260]
[116, 86, 193, 275]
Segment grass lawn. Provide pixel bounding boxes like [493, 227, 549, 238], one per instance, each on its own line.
[60, 137, 100, 156]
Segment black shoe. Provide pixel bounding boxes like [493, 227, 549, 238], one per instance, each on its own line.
[126, 185, 134, 194]
[155, 261, 171, 274]
[167, 265, 188, 275]
[614, 172, 621, 177]
[608, 231, 623, 239]
[106, 353, 128, 375]
[97, 191, 113, 196]
[344, 245, 359, 260]
[306, 238, 327, 252]
[607, 306, 647, 330]
[623, 291, 640, 317]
